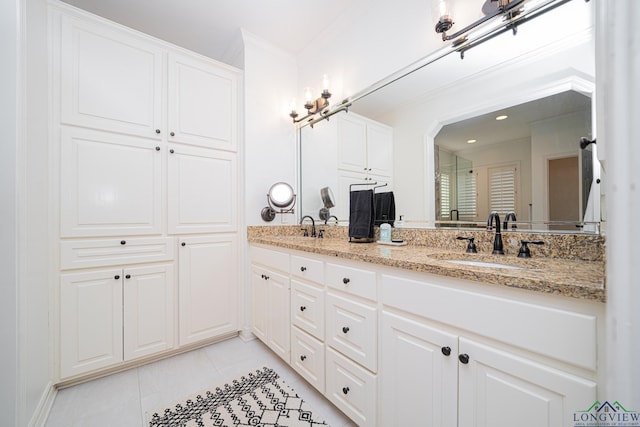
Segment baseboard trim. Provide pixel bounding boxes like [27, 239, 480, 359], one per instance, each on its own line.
[239, 327, 255, 342]
[28, 381, 56, 427]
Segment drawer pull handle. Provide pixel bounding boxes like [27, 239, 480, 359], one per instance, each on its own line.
[114, 275, 120, 280]
[170, 131, 175, 137]
[300, 306, 307, 312]
[155, 146, 160, 151]
[300, 266, 307, 272]
[181, 242, 186, 247]
[342, 277, 350, 285]
[300, 355, 307, 361]
[120, 240, 126, 245]
[342, 387, 350, 395]
[155, 129, 161, 134]
[459, 353, 470, 364]
[342, 326, 350, 334]
[441, 346, 451, 356]
[125, 274, 131, 279]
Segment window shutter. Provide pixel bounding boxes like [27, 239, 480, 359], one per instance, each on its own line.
[489, 165, 517, 216]
[457, 171, 477, 220]
[440, 173, 450, 220]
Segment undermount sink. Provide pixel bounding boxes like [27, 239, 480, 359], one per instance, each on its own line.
[442, 259, 522, 270]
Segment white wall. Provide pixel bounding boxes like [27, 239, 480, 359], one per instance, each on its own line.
[243, 30, 298, 227]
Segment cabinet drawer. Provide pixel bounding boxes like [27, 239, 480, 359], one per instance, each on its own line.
[291, 326, 325, 394]
[326, 262, 376, 301]
[290, 254, 324, 284]
[326, 347, 377, 427]
[326, 292, 377, 372]
[250, 245, 289, 273]
[291, 280, 324, 340]
[61, 237, 174, 270]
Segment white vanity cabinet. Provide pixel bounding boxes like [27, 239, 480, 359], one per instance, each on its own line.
[380, 272, 600, 427]
[250, 246, 291, 362]
[60, 263, 174, 378]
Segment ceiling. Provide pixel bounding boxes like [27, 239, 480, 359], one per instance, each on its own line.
[435, 90, 591, 152]
[60, 0, 359, 61]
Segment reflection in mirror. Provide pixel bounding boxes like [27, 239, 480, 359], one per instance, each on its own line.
[434, 90, 592, 231]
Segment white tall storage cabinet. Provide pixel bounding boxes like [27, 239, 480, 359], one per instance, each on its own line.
[51, 3, 241, 381]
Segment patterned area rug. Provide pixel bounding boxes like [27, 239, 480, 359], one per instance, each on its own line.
[147, 367, 329, 427]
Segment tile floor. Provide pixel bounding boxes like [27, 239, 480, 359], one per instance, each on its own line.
[45, 337, 356, 427]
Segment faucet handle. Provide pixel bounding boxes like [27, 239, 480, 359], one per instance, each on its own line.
[301, 228, 309, 237]
[318, 229, 325, 238]
[517, 240, 544, 258]
[456, 236, 477, 253]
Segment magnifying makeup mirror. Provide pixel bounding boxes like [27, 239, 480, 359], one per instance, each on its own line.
[319, 186, 335, 221]
[261, 182, 297, 222]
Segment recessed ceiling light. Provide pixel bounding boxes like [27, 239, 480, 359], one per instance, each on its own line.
[467, 139, 477, 144]
[496, 115, 508, 121]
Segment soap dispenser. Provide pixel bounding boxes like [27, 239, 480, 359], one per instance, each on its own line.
[380, 223, 392, 242]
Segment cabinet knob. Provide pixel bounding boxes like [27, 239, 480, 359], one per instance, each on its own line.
[181, 242, 186, 247]
[300, 266, 307, 272]
[264, 275, 270, 280]
[155, 129, 161, 134]
[342, 277, 350, 285]
[342, 387, 350, 395]
[120, 240, 126, 245]
[114, 275, 120, 280]
[125, 274, 131, 279]
[300, 306, 306, 312]
[300, 355, 307, 361]
[342, 326, 350, 334]
[170, 149, 175, 154]
[458, 353, 470, 364]
[170, 131, 175, 137]
[261, 274, 265, 279]
[441, 346, 451, 356]
[155, 146, 160, 151]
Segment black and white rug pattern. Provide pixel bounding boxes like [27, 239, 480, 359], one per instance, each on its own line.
[148, 367, 329, 427]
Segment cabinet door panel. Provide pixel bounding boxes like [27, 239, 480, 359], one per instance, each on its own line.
[366, 122, 393, 177]
[337, 115, 367, 172]
[60, 14, 162, 138]
[168, 145, 237, 234]
[291, 326, 325, 394]
[60, 128, 162, 237]
[168, 53, 238, 151]
[178, 235, 238, 345]
[123, 264, 174, 360]
[381, 311, 458, 427]
[291, 280, 324, 340]
[250, 266, 269, 342]
[458, 337, 596, 427]
[60, 269, 123, 378]
[267, 270, 291, 362]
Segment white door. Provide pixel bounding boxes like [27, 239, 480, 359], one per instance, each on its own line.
[366, 122, 393, 177]
[60, 269, 123, 378]
[380, 311, 458, 427]
[178, 235, 238, 345]
[123, 264, 175, 360]
[250, 266, 269, 342]
[168, 52, 238, 151]
[59, 14, 163, 139]
[458, 337, 597, 427]
[338, 115, 367, 172]
[266, 270, 291, 362]
[60, 127, 163, 237]
[167, 145, 237, 234]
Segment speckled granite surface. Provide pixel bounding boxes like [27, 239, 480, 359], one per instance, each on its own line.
[248, 226, 606, 302]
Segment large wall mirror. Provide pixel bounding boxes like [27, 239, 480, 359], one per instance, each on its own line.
[298, 0, 602, 233]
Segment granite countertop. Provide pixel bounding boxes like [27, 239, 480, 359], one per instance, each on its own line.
[249, 235, 606, 302]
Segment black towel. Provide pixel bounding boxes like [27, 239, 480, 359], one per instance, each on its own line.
[374, 191, 396, 227]
[349, 190, 375, 240]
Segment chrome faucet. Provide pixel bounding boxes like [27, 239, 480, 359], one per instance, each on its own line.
[487, 211, 504, 255]
[300, 215, 316, 237]
[503, 211, 517, 230]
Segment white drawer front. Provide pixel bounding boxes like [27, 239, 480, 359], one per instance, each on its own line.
[291, 326, 325, 394]
[291, 280, 324, 340]
[382, 273, 598, 371]
[290, 255, 324, 284]
[326, 292, 377, 372]
[250, 245, 289, 273]
[60, 237, 174, 270]
[326, 262, 376, 301]
[326, 347, 377, 427]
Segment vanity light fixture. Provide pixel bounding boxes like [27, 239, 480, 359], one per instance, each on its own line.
[433, 0, 525, 44]
[290, 75, 332, 124]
